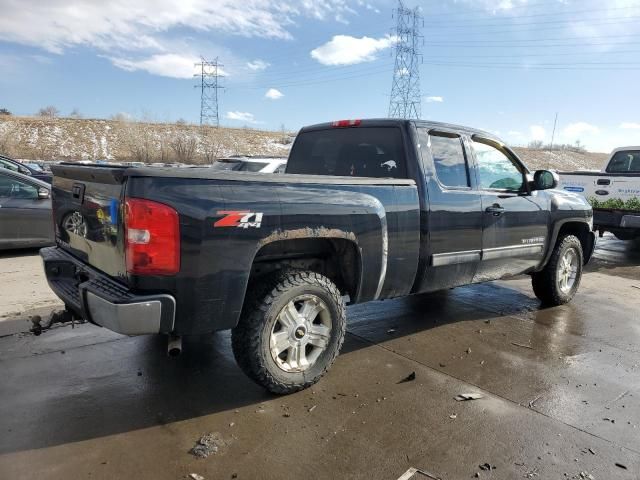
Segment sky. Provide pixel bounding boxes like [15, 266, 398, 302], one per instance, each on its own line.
[1, 0, 640, 152]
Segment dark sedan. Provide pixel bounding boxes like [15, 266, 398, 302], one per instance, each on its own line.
[0, 169, 54, 250]
[0, 154, 53, 183]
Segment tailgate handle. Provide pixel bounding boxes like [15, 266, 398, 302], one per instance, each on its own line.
[72, 183, 85, 203]
[597, 179, 611, 186]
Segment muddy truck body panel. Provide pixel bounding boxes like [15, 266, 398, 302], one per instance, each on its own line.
[42, 119, 594, 340]
[44, 164, 420, 334]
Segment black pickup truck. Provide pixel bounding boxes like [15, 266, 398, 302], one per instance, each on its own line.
[41, 119, 595, 393]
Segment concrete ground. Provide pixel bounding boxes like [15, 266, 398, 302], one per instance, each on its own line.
[0, 250, 62, 336]
[0, 235, 639, 480]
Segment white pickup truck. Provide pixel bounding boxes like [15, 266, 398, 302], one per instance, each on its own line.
[560, 146, 640, 240]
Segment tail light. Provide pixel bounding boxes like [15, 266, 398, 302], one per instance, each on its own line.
[124, 198, 180, 275]
[332, 119, 361, 128]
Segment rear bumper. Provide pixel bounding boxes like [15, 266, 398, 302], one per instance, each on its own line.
[40, 246, 175, 335]
[594, 209, 640, 230]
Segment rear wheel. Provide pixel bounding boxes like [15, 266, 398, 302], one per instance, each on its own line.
[532, 235, 583, 306]
[231, 270, 346, 394]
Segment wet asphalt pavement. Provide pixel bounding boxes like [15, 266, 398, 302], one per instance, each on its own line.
[0, 235, 639, 479]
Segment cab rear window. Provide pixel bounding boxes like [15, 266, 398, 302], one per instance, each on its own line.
[606, 150, 640, 173]
[287, 127, 407, 178]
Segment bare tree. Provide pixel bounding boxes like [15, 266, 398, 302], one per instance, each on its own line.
[0, 108, 11, 116]
[0, 124, 17, 155]
[69, 108, 83, 119]
[110, 112, 132, 122]
[171, 131, 197, 163]
[200, 127, 226, 164]
[37, 106, 59, 118]
[122, 122, 155, 163]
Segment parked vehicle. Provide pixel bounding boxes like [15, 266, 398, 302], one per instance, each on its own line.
[0, 154, 53, 183]
[559, 147, 640, 240]
[0, 169, 54, 250]
[41, 119, 594, 393]
[211, 156, 287, 173]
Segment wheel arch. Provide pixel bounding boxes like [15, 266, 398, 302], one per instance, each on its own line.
[540, 219, 595, 269]
[247, 236, 363, 304]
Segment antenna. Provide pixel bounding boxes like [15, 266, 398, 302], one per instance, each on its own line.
[549, 112, 559, 150]
[388, 0, 423, 119]
[194, 57, 224, 127]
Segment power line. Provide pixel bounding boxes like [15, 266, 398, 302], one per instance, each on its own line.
[428, 14, 640, 29]
[423, 40, 640, 48]
[232, 64, 394, 90]
[425, 1, 640, 18]
[420, 60, 640, 70]
[194, 57, 224, 127]
[389, 0, 423, 120]
[425, 32, 640, 45]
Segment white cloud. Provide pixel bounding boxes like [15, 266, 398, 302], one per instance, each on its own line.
[247, 60, 269, 71]
[455, 0, 530, 14]
[110, 53, 204, 79]
[265, 88, 284, 100]
[530, 125, 546, 141]
[508, 130, 523, 136]
[310, 34, 396, 66]
[0, 1, 360, 58]
[620, 122, 640, 130]
[225, 111, 259, 124]
[425, 96, 443, 103]
[563, 122, 600, 139]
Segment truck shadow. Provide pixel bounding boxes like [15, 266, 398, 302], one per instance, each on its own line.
[0, 281, 553, 455]
[584, 234, 640, 280]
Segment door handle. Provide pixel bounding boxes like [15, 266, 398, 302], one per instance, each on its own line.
[485, 204, 505, 216]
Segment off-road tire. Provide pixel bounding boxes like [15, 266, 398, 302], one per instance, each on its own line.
[231, 270, 346, 394]
[531, 235, 583, 306]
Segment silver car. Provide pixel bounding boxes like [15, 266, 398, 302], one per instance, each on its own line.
[0, 169, 54, 249]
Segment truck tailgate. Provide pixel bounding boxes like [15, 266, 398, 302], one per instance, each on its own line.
[51, 164, 128, 281]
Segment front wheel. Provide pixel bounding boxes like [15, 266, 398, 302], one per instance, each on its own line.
[231, 270, 346, 394]
[532, 235, 583, 306]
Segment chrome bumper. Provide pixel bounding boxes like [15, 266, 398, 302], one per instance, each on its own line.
[41, 246, 175, 335]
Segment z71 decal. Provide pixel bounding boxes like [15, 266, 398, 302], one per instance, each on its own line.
[214, 211, 264, 229]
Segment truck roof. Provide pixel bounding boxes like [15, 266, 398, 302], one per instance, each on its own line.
[610, 146, 640, 155]
[300, 118, 502, 143]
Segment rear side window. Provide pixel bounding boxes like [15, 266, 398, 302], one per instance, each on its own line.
[429, 132, 470, 188]
[287, 127, 407, 178]
[606, 150, 640, 173]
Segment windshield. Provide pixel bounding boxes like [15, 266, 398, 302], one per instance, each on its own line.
[606, 150, 640, 173]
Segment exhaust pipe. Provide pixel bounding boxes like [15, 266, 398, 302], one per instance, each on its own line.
[167, 335, 182, 357]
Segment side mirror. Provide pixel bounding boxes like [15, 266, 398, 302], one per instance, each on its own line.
[38, 187, 50, 199]
[533, 170, 558, 191]
[20, 167, 31, 175]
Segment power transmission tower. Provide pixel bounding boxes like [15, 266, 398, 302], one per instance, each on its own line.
[194, 57, 224, 127]
[388, 0, 423, 119]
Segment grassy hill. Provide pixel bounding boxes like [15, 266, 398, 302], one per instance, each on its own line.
[0, 116, 608, 171]
[0, 116, 290, 163]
